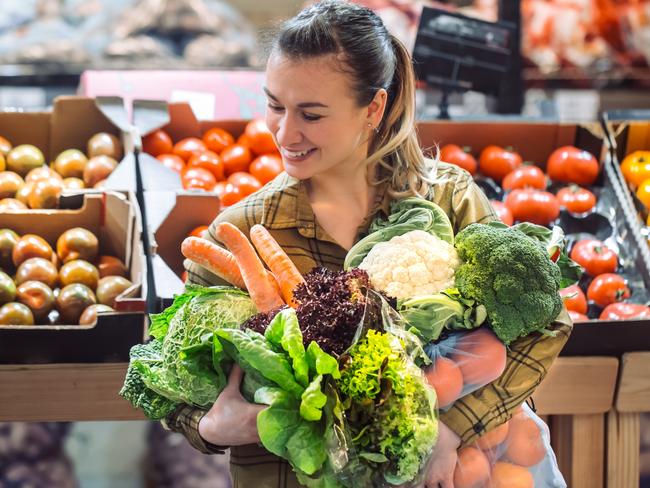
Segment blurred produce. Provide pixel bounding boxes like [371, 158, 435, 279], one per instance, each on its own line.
[144, 119, 284, 207]
[0, 226, 127, 326]
[0, 132, 121, 209]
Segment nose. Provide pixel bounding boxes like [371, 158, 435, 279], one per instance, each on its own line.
[274, 112, 303, 148]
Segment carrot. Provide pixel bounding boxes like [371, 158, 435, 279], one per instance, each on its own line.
[214, 222, 284, 312]
[181, 236, 246, 289]
[249, 224, 305, 307]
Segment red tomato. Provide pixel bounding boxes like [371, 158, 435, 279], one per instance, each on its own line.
[249, 154, 283, 184]
[599, 302, 650, 321]
[188, 225, 209, 239]
[587, 273, 630, 308]
[202, 127, 234, 154]
[440, 144, 478, 175]
[556, 185, 597, 214]
[220, 182, 244, 206]
[568, 310, 590, 323]
[546, 146, 600, 186]
[221, 144, 252, 176]
[560, 285, 588, 314]
[237, 133, 250, 147]
[502, 165, 547, 190]
[504, 189, 560, 226]
[490, 200, 514, 226]
[187, 151, 225, 181]
[173, 137, 206, 162]
[245, 119, 277, 155]
[181, 167, 216, 191]
[143, 129, 173, 157]
[479, 146, 523, 182]
[156, 153, 185, 173]
[213, 181, 227, 198]
[570, 239, 618, 276]
[227, 172, 262, 197]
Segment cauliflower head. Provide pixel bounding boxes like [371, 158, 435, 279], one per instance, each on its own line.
[359, 230, 460, 299]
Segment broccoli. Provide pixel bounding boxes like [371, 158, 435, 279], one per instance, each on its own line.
[454, 223, 563, 345]
[119, 340, 178, 420]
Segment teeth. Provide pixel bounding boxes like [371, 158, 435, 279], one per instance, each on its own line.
[283, 148, 312, 158]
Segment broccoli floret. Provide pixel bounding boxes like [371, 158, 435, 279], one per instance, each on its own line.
[454, 223, 563, 345]
[119, 340, 178, 420]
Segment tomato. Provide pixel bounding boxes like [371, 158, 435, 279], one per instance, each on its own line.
[440, 144, 477, 175]
[156, 154, 185, 173]
[489, 200, 513, 226]
[635, 179, 650, 209]
[504, 189, 560, 226]
[142, 129, 173, 157]
[221, 144, 252, 176]
[568, 310, 590, 323]
[213, 181, 227, 198]
[173, 137, 206, 162]
[187, 151, 225, 181]
[181, 167, 216, 191]
[560, 284, 588, 314]
[220, 182, 244, 207]
[249, 154, 283, 184]
[237, 133, 251, 147]
[628, 162, 650, 188]
[570, 239, 618, 276]
[587, 273, 630, 308]
[0, 135, 12, 157]
[599, 302, 650, 321]
[556, 185, 597, 214]
[478, 146, 522, 182]
[202, 127, 235, 154]
[621, 151, 650, 185]
[546, 146, 600, 186]
[188, 225, 209, 239]
[245, 119, 277, 155]
[502, 165, 547, 190]
[228, 172, 262, 197]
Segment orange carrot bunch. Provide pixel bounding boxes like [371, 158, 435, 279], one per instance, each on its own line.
[181, 223, 305, 313]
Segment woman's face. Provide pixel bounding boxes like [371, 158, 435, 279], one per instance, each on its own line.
[264, 52, 380, 181]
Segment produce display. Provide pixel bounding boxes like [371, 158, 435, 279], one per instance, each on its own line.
[142, 120, 283, 206]
[439, 142, 650, 322]
[0, 133, 122, 210]
[0, 227, 132, 326]
[122, 193, 574, 486]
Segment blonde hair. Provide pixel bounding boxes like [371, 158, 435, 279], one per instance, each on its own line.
[367, 36, 438, 198]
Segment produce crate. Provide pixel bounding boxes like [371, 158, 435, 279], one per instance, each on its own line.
[0, 96, 133, 192]
[146, 191, 221, 309]
[0, 191, 146, 364]
[417, 120, 650, 356]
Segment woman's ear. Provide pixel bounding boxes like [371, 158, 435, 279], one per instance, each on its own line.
[367, 88, 388, 128]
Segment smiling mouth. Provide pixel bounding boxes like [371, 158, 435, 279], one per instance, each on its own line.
[281, 148, 317, 159]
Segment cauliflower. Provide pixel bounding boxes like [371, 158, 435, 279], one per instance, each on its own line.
[359, 230, 460, 299]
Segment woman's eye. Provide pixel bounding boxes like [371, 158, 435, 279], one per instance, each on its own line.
[303, 113, 322, 121]
[267, 104, 284, 112]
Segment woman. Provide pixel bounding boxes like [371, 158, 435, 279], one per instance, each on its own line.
[163, 1, 572, 487]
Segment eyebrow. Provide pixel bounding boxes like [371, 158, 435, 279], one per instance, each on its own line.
[263, 87, 328, 109]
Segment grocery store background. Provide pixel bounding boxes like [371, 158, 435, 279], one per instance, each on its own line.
[1, 1, 650, 487]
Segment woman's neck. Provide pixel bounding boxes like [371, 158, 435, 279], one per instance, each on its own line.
[306, 166, 375, 217]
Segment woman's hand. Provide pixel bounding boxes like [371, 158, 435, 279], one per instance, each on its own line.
[198, 365, 265, 446]
[424, 421, 461, 488]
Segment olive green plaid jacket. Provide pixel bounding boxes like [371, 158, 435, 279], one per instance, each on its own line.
[163, 162, 572, 486]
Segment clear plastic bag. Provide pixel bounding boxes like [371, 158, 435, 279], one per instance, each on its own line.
[421, 328, 507, 410]
[453, 403, 566, 488]
[325, 290, 439, 488]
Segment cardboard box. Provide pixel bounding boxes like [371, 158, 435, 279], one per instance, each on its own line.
[146, 191, 221, 309]
[0, 192, 147, 364]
